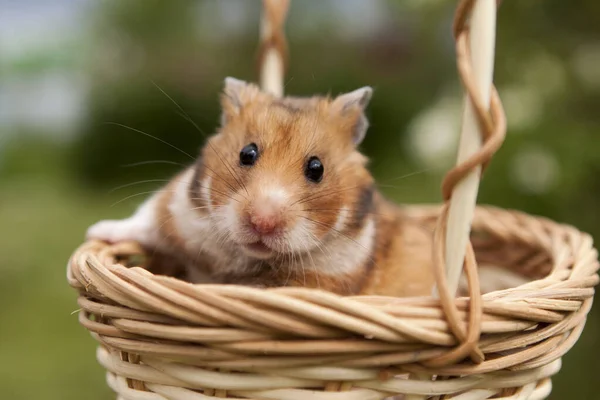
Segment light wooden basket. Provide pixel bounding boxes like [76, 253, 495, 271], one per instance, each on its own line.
[67, 1, 599, 399]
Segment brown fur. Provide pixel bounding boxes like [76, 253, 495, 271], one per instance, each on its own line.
[363, 197, 435, 296]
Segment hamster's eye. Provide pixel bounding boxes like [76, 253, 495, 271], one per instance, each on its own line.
[239, 143, 259, 166]
[305, 157, 324, 183]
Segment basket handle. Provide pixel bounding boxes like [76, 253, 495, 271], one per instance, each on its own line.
[442, 0, 505, 296]
[428, 0, 507, 368]
[257, 0, 290, 97]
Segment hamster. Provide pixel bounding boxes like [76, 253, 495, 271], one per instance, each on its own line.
[87, 77, 435, 296]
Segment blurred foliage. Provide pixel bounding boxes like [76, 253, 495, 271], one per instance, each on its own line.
[1, 0, 600, 399]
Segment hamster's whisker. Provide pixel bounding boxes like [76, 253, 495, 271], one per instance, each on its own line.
[292, 184, 364, 206]
[281, 240, 295, 287]
[303, 239, 319, 288]
[305, 227, 353, 292]
[193, 185, 240, 204]
[283, 114, 320, 173]
[192, 231, 212, 267]
[307, 229, 331, 262]
[215, 230, 234, 254]
[304, 209, 434, 233]
[104, 122, 195, 160]
[286, 151, 308, 172]
[305, 229, 337, 279]
[108, 179, 173, 194]
[121, 160, 189, 168]
[207, 145, 250, 199]
[150, 214, 178, 258]
[299, 215, 379, 270]
[300, 208, 395, 220]
[380, 169, 432, 184]
[289, 242, 298, 276]
[283, 76, 295, 90]
[304, 231, 325, 288]
[298, 233, 314, 267]
[151, 80, 249, 199]
[307, 113, 321, 155]
[292, 237, 307, 287]
[110, 190, 163, 207]
[193, 221, 229, 267]
[296, 208, 353, 215]
[292, 186, 357, 206]
[151, 212, 220, 263]
[153, 213, 216, 262]
[202, 166, 243, 197]
[272, 241, 289, 277]
[152, 81, 215, 129]
[189, 205, 224, 212]
[189, 198, 233, 209]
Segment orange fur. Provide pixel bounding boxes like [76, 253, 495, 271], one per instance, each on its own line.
[192, 80, 434, 295]
[92, 79, 435, 297]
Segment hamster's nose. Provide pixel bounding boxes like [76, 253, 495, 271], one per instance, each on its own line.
[249, 212, 280, 235]
[248, 195, 286, 235]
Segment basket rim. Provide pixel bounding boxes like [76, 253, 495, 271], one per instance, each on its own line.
[68, 204, 598, 303]
[68, 204, 599, 378]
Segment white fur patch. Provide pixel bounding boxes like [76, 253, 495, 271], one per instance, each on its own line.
[169, 169, 214, 251]
[332, 206, 349, 233]
[167, 169, 259, 276]
[222, 197, 242, 240]
[200, 175, 213, 212]
[306, 216, 375, 276]
[86, 193, 160, 247]
[260, 186, 289, 205]
[168, 169, 252, 274]
[280, 215, 315, 254]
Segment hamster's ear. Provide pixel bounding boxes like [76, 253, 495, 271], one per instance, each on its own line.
[220, 77, 259, 125]
[331, 87, 373, 145]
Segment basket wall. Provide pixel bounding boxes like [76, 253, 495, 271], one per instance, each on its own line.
[67, 205, 599, 400]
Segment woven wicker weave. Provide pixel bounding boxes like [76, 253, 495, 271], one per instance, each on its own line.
[67, 0, 599, 399]
[68, 205, 598, 399]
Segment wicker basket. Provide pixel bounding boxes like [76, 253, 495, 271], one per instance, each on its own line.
[67, 1, 599, 399]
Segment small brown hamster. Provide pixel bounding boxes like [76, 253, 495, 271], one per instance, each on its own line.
[87, 77, 435, 296]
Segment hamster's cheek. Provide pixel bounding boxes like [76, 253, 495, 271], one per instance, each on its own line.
[216, 196, 254, 244]
[282, 216, 317, 252]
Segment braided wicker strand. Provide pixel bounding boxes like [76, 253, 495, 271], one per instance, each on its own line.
[257, 0, 289, 97]
[443, 0, 505, 295]
[406, 2, 505, 397]
[436, 0, 507, 361]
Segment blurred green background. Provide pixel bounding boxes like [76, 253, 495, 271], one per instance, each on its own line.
[1, 0, 599, 399]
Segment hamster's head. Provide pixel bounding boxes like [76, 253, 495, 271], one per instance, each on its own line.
[194, 77, 375, 260]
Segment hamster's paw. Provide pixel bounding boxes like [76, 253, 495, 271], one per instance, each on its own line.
[86, 218, 153, 245]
